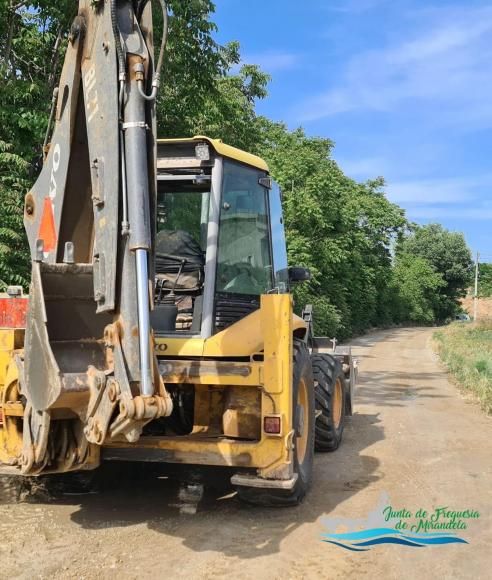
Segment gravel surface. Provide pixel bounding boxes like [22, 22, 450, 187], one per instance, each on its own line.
[1, 328, 490, 579]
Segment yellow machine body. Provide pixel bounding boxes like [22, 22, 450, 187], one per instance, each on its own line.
[0, 328, 24, 466]
[0, 295, 307, 482]
[105, 296, 307, 480]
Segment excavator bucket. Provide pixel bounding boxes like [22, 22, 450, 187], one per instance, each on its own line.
[23, 262, 111, 412]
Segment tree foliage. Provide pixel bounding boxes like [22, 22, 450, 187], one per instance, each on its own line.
[390, 252, 445, 324]
[154, 1, 269, 150]
[0, 139, 31, 288]
[0, 2, 75, 290]
[256, 121, 407, 337]
[398, 224, 473, 321]
[479, 263, 492, 298]
[0, 1, 474, 336]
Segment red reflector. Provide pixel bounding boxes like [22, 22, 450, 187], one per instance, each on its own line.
[264, 416, 281, 434]
[0, 408, 4, 425]
[38, 197, 57, 253]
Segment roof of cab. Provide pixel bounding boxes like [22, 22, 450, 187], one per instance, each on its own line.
[157, 136, 269, 173]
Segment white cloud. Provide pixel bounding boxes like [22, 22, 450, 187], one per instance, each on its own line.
[242, 51, 300, 73]
[337, 156, 389, 179]
[386, 176, 492, 205]
[382, 175, 492, 222]
[296, 5, 492, 124]
[407, 206, 492, 221]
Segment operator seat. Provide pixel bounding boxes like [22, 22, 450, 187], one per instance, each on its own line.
[153, 229, 205, 333]
[155, 229, 205, 293]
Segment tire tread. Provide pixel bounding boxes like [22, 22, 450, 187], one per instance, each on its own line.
[311, 353, 345, 452]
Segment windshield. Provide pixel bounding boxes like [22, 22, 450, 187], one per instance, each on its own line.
[216, 161, 274, 295]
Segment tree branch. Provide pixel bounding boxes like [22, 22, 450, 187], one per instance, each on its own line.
[48, 26, 64, 92]
[3, 1, 28, 76]
[12, 1, 28, 12]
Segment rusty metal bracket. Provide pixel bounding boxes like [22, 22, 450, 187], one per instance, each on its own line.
[83, 367, 120, 444]
[109, 338, 170, 442]
[97, 326, 173, 443]
[109, 395, 169, 442]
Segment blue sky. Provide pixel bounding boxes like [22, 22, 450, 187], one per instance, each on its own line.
[214, 0, 492, 258]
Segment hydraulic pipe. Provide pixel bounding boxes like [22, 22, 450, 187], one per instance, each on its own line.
[124, 62, 152, 251]
[137, 0, 168, 101]
[136, 249, 153, 396]
[124, 54, 154, 396]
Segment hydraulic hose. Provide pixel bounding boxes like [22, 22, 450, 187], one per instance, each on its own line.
[110, 0, 126, 82]
[137, 0, 168, 101]
[42, 87, 59, 160]
[111, 0, 130, 235]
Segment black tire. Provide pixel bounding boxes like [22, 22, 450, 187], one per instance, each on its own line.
[236, 340, 315, 507]
[39, 470, 98, 497]
[312, 354, 346, 452]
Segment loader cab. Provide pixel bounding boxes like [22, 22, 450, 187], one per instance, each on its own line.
[153, 137, 289, 338]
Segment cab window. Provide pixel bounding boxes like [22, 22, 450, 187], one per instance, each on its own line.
[216, 161, 274, 295]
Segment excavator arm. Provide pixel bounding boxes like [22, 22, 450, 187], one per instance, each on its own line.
[8, 0, 173, 475]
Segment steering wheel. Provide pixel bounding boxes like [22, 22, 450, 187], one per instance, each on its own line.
[223, 262, 261, 294]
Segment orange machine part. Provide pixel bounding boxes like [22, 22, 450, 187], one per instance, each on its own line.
[38, 197, 57, 253]
[0, 297, 28, 329]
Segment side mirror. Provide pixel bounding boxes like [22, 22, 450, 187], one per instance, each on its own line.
[288, 266, 311, 284]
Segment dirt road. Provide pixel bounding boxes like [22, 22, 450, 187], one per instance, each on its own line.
[1, 328, 491, 579]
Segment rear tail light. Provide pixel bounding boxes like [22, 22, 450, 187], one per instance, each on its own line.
[264, 415, 282, 435]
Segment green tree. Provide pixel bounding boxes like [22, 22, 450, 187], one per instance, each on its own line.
[479, 263, 492, 298]
[156, 2, 269, 150]
[186, 64, 269, 151]
[0, 1, 255, 289]
[0, 2, 70, 289]
[390, 253, 445, 324]
[0, 139, 31, 289]
[399, 224, 473, 320]
[257, 121, 408, 338]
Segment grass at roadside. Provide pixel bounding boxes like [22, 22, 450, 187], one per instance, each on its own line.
[434, 322, 492, 415]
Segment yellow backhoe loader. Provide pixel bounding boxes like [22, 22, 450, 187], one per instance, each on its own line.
[0, 0, 357, 505]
